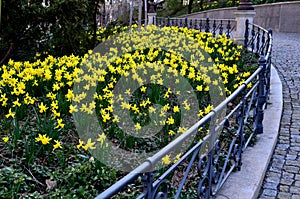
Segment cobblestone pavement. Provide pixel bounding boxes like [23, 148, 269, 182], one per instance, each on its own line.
[258, 33, 300, 199]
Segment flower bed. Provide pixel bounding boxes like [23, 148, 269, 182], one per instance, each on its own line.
[0, 25, 255, 198]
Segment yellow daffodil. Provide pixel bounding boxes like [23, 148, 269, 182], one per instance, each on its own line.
[173, 106, 180, 113]
[5, 108, 15, 118]
[97, 133, 106, 147]
[82, 138, 96, 150]
[162, 154, 171, 165]
[2, 136, 9, 143]
[53, 140, 63, 149]
[166, 116, 175, 125]
[77, 139, 84, 149]
[135, 123, 141, 131]
[38, 102, 48, 113]
[35, 134, 52, 145]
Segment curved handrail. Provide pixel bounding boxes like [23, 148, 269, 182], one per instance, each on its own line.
[95, 20, 273, 199]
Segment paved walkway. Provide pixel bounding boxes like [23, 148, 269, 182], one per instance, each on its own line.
[258, 33, 300, 199]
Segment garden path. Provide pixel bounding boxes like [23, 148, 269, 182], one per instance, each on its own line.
[258, 33, 300, 199]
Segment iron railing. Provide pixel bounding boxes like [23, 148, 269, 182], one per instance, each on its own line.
[95, 19, 273, 199]
[155, 17, 236, 39]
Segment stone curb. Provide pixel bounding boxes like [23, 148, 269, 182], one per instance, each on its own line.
[216, 65, 283, 199]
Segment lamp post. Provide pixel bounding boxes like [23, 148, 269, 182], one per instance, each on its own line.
[237, 0, 254, 10]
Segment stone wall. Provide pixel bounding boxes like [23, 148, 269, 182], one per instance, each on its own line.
[181, 1, 300, 33]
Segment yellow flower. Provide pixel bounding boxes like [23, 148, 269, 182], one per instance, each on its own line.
[166, 116, 175, 125]
[121, 102, 131, 110]
[52, 83, 60, 91]
[178, 126, 187, 134]
[125, 88, 131, 95]
[77, 139, 84, 149]
[5, 108, 15, 119]
[2, 136, 9, 143]
[162, 154, 171, 165]
[204, 104, 214, 114]
[1, 93, 8, 106]
[149, 106, 156, 113]
[196, 85, 203, 91]
[53, 140, 62, 149]
[173, 153, 182, 163]
[52, 110, 61, 118]
[69, 104, 78, 113]
[51, 100, 59, 110]
[168, 130, 175, 136]
[24, 93, 35, 105]
[198, 110, 204, 117]
[12, 98, 21, 107]
[46, 92, 56, 100]
[102, 112, 111, 123]
[131, 104, 140, 114]
[55, 119, 65, 129]
[173, 106, 180, 113]
[183, 100, 191, 110]
[35, 134, 52, 145]
[38, 102, 48, 113]
[65, 89, 74, 101]
[97, 133, 106, 147]
[135, 123, 141, 131]
[140, 86, 147, 93]
[82, 138, 96, 150]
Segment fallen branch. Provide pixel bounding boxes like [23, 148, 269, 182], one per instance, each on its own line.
[23, 166, 45, 187]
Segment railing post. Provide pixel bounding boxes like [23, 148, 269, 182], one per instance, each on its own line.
[236, 89, 247, 170]
[142, 172, 154, 199]
[226, 20, 231, 38]
[185, 18, 188, 28]
[244, 19, 249, 48]
[205, 18, 210, 33]
[179, 18, 183, 27]
[265, 29, 273, 98]
[256, 28, 261, 54]
[234, 0, 256, 45]
[189, 18, 192, 28]
[199, 19, 203, 32]
[255, 56, 267, 134]
[194, 19, 198, 29]
[212, 19, 217, 37]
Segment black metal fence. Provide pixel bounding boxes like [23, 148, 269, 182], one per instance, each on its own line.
[95, 19, 272, 199]
[155, 17, 236, 39]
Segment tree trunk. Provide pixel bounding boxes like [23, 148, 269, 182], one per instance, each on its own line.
[199, 0, 204, 11]
[144, 0, 147, 26]
[129, 0, 133, 28]
[93, 1, 98, 47]
[138, 0, 142, 30]
[188, 0, 194, 14]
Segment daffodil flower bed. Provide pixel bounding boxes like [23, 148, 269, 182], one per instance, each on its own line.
[0, 25, 256, 197]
